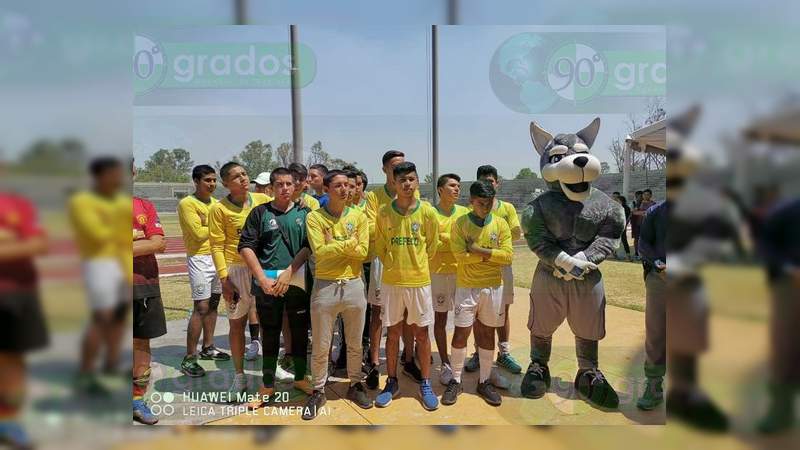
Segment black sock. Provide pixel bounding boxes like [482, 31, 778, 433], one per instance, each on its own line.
[249, 324, 260, 342]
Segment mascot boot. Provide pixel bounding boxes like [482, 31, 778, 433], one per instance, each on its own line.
[574, 368, 619, 409]
[520, 360, 551, 399]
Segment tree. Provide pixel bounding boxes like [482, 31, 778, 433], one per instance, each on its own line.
[136, 148, 194, 182]
[514, 167, 539, 180]
[16, 138, 87, 175]
[276, 142, 293, 167]
[305, 141, 357, 170]
[237, 140, 275, 177]
[600, 161, 611, 174]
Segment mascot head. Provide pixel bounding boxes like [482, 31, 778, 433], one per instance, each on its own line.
[666, 105, 702, 202]
[530, 117, 602, 202]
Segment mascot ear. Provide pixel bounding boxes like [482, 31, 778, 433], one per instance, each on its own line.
[669, 104, 701, 137]
[530, 121, 553, 156]
[576, 117, 601, 148]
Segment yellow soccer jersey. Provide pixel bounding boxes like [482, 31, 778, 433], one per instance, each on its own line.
[68, 191, 131, 260]
[177, 194, 218, 256]
[470, 199, 521, 239]
[302, 192, 320, 211]
[208, 192, 270, 278]
[364, 184, 420, 258]
[451, 212, 513, 288]
[306, 206, 369, 280]
[351, 198, 367, 213]
[429, 204, 469, 274]
[375, 199, 439, 287]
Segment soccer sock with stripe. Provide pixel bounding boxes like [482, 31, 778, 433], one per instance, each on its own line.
[451, 346, 467, 383]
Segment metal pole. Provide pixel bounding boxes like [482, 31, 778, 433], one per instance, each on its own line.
[290, 25, 303, 164]
[234, 0, 247, 25]
[431, 25, 439, 203]
[447, 0, 459, 25]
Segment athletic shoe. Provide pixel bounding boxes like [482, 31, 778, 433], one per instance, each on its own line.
[439, 363, 453, 386]
[666, 388, 728, 432]
[199, 345, 231, 361]
[347, 382, 373, 409]
[476, 380, 502, 406]
[180, 355, 206, 378]
[402, 360, 423, 384]
[496, 352, 523, 374]
[574, 368, 619, 409]
[636, 377, 664, 410]
[374, 377, 400, 407]
[248, 386, 274, 410]
[245, 340, 261, 361]
[441, 379, 462, 405]
[302, 390, 327, 420]
[365, 363, 380, 390]
[229, 372, 248, 399]
[489, 367, 511, 390]
[0, 421, 32, 448]
[278, 353, 294, 373]
[294, 378, 313, 395]
[520, 361, 550, 399]
[75, 373, 111, 397]
[757, 384, 796, 434]
[419, 379, 439, 411]
[464, 352, 480, 372]
[133, 399, 159, 425]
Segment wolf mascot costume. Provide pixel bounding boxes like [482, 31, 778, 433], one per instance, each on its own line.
[519, 118, 625, 409]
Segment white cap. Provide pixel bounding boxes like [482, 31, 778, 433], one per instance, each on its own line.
[252, 172, 271, 186]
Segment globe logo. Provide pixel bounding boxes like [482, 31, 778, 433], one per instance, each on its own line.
[133, 34, 166, 95]
[490, 33, 608, 113]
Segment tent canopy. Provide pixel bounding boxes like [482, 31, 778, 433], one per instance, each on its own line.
[743, 108, 800, 146]
[625, 118, 666, 154]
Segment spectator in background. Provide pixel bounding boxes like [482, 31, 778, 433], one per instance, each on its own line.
[756, 197, 800, 434]
[0, 179, 49, 447]
[308, 164, 329, 208]
[69, 157, 132, 396]
[615, 195, 632, 261]
[252, 172, 273, 197]
[288, 163, 321, 211]
[631, 189, 655, 258]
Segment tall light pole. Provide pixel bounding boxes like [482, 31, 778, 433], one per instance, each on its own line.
[431, 25, 439, 203]
[290, 25, 303, 164]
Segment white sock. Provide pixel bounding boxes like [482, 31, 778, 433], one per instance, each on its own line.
[478, 347, 494, 383]
[451, 346, 467, 383]
[499, 341, 511, 355]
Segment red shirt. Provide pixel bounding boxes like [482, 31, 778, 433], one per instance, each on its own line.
[0, 193, 45, 292]
[133, 197, 163, 299]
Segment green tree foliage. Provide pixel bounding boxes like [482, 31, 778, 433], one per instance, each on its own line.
[136, 148, 194, 182]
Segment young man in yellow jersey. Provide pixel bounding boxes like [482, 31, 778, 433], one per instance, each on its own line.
[464, 165, 523, 376]
[208, 161, 271, 396]
[443, 180, 513, 406]
[363, 151, 423, 389]
[373, 162, 439, 410]
[429, 174, 468, 385]
[302, 170, 371, 419]
[177, 165, 230, 378]
[288, 162, 321, 211]
[68, 157, 132, 396]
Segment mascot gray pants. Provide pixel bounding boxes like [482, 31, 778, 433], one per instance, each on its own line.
[528, 263, 605, 369]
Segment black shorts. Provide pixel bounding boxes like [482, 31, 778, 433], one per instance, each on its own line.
[133, 296, 167, 340]
[0, 290, 49, 352]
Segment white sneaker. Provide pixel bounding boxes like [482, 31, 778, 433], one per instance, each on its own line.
[489, 367, 510, 390]
[439, 363, 454, 386]
[245, 340, 261, 361]
[229, 372, 248, 398]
